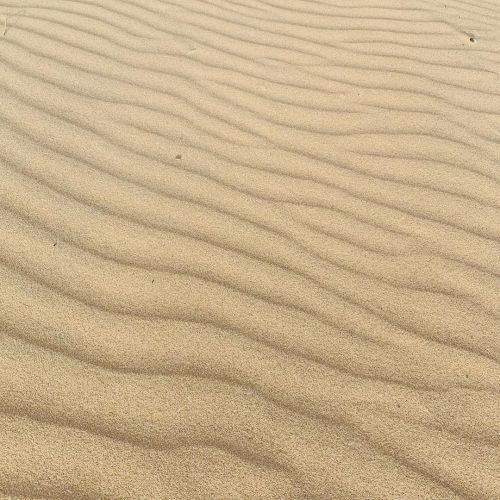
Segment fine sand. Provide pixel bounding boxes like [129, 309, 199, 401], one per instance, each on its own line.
[0, 0, 499, 498]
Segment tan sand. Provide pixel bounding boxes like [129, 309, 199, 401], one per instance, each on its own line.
[0, 0, 499, 498]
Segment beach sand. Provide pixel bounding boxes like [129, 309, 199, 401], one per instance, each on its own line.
[0, 0, 499, 498]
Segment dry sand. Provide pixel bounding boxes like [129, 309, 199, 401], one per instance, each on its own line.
[0, 0, 499, 498]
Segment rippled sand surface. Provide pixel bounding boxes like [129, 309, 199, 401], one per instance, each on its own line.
[0, 0, 499, 498]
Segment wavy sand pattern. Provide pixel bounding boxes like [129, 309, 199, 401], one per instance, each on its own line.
[0, 0, 499, 498]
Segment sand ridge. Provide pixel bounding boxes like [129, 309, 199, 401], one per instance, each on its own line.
[0, 0, 499, 498]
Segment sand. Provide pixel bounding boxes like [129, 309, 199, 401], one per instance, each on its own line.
[0, 0, 499, 498]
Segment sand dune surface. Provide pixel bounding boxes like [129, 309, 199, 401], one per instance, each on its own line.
[0, 0, 499, 498]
